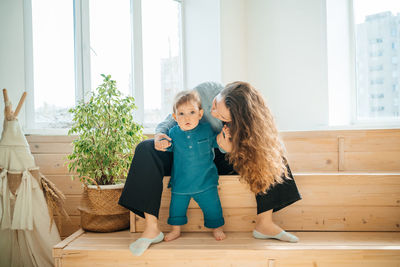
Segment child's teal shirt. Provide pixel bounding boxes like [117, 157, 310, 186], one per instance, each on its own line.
[167, 122, 219, 195]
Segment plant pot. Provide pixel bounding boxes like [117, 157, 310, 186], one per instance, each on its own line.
[78, 183, 129, 232]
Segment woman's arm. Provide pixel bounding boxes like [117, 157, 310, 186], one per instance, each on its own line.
[154, 114, 176, 151]
[216, 125, 232, 153]
[155, 114, 177, 135]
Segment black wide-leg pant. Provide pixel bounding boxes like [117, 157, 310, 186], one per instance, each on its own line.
[118, 139, 301, 219]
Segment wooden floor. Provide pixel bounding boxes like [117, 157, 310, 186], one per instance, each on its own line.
[54, 229, 400, 267]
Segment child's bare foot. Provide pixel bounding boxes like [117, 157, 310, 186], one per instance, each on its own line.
[164, 226, 181, 242]
[213, 227, 226, 241]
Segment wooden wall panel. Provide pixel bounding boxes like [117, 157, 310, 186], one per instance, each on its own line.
[34, 154, 70, 175]
[135, 206, 400, 232]
[46, 175, 83, 194]
[281, 129, 400, 172]
[286, 152, 338, 172]
[344, 151, 400, 172]
[29, 142, 73, 154]
[136, 174, 400, 232]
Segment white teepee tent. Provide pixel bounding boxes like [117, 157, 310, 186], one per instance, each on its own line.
[0, 90, 61, 267]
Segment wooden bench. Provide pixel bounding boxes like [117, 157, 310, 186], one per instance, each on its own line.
[53, 173, 400, 266]
[45, 129, 400, 265]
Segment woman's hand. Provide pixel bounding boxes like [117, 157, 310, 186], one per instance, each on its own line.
[216, 125, 233, 153]
[154, 133, 172, 151]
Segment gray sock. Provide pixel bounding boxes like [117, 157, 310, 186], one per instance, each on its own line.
[253, 230, 299, 243]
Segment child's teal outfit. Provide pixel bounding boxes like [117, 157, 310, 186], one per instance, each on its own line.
[167, 122, 225, 228]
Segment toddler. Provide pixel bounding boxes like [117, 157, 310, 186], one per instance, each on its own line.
[164, 90, 225, 241]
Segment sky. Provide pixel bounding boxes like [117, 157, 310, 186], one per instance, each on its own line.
[353, 0, 400, 24]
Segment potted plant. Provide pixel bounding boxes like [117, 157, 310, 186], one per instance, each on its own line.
[67, 74, 144, 232]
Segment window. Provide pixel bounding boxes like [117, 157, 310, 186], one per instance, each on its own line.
[89, 0, 132, 97]
[25, 0, 184, 132]
[353, 0, 400, 121]
[29, 0, 75, 129]
[141, 0, 184, 127]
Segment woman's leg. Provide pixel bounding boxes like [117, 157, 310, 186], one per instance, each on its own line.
[254, 163, 301, 242]
[214, 150, 301, 239]
[118, 139, 173, 238]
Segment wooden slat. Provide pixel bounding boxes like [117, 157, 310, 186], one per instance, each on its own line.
[295, 174, 400, 206]
[34, 154, 70, 175]
[286, 153, 338, 172]
[45, 175, 83, 194]
[30, 142, 73, 154]
[283, 138, 338, 153]
[273, 206, 400, 231]
[344, 133, 400, 152]
[26, 135, 76, 143]
[157, 174, 400, 209]
[136, 206, 400, 232]
[344, 151, 400, 171]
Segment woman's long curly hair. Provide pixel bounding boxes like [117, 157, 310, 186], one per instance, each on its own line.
[221, 81, 288, 194]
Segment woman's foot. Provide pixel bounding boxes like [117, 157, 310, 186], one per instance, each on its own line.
[254, 216, 298, 243]
[164, 226, 181, 241]
[254, 210, 299, 242]
[213, 227, 226, 241]
[140, 225, 162, 239]
[254, 221, 283, 236]
[140, 213, 162, 239]
[255, 209, 283, 236]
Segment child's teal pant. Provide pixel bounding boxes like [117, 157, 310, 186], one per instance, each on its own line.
[168, 186, 224, 228]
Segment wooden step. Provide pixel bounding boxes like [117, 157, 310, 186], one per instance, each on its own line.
[53, 229, 400, 267]
[133, 173, 400, 232]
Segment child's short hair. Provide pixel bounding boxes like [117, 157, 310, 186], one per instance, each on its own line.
[173, 90, 202, 113]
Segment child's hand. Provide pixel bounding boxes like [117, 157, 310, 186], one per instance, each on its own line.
[154, 133, 172, 151]
[216, 125, 232, 152]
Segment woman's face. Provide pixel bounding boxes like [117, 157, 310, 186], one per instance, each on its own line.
[211, 94, 231, 122]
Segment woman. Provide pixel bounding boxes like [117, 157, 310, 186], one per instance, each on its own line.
[119, 81, 301, 255]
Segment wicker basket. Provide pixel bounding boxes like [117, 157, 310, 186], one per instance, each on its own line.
[78, 178, 129, 232]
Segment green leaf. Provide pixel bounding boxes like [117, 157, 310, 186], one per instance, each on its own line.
[66, 74, 144, 185]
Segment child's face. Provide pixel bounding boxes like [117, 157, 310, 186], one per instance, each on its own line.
[173, 101, 204, 131]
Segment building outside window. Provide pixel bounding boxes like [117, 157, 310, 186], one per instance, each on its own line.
[354, 0, 400, 120]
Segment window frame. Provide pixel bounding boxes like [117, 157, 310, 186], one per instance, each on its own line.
[23, 0, 185, 134]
